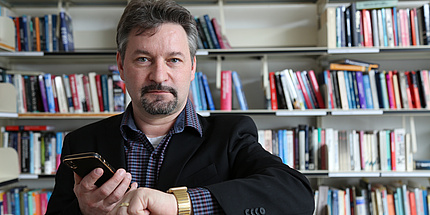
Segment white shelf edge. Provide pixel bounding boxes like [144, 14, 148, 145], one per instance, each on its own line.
[330, 110, 384, 115]
[328, 172, 380, 177]
[276, 110, 327, 116]
[380, 171, 430, 177]
[0, 112, 18, 118]
[0, 51, 44, 56]
[327, 47, 380, 54]
[19, 174, 39, 180]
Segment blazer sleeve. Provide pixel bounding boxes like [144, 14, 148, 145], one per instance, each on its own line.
[203, 116, 315, 215]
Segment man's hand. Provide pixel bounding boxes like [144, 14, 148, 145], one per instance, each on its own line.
[107, 187, 178, 215]
[73, 168, 138, 215]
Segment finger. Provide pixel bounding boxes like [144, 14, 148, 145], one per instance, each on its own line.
[80, 168, 104, 190]
[73, 172, 83, 185]
[105, 172, 133, 205]
[95, 169, 127, 201]
[129, 182, 138, 191]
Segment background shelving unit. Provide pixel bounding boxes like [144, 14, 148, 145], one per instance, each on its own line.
[0, 0, 430, 195]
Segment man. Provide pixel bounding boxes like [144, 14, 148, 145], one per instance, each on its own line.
[46, 0, 315, 214]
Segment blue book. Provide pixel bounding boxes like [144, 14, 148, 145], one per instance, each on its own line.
[301, 71, 316, 109]
[331, 188, 339, 215]
[379, 71, 390, 109]
[355, 72, 367, 109]
[196, 72, 207, 111]
[200, 73, 215, 110]
[101, 74, 109, 112]
[203, 14, 220, 49]
[44, 14, 50, 51]
[51, 14, 58, 51]
[362, 74, 374, 109]
[392, 7, 399, 46]
[44, 74, 56, 113]
[231, 71, 248, 110]
[59, 11, 74, 51]
[277, 130, 284, 163]
[190, 73, 201, 111]
[423, 189, 429, 215]
[349, 71, 358, 109]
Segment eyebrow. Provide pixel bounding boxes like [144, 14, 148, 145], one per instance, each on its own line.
[133, 49, 185, 58]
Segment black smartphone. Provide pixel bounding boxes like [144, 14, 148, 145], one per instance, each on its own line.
[63, 152, 116, 187]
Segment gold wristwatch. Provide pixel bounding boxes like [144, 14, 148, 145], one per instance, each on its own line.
[167, 186, 192, 215]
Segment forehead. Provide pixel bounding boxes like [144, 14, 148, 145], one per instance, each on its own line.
[128, 23, 189, 50]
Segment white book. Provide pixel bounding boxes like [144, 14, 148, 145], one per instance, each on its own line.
[377, 9, 385, 47]
[371, 9, 380, 47]
[54, 75, 68, 113]
[337, 71, 349, 110]
[33, 132, 42, 174]
[282, 69, 300, 109]
[88, 72, 100, 113]
[385, 8, 395, 47]
[286, 130, 294, 167]
[76, 74, 87, 112]
[398, 72, 409, 109]
[257, 130, 266, 149]
[14, 74, 25, 113]
[279, 71, 293, 110]
[62, 75, 74, 113]
[394, 128, 406, 171]
[326, 128, 335, 171]
[299, 129, 306, 170]
[288, 69, 305, 110]
[371, 131, 380, 171]
[353, 131, 361, 171]
[379, 130, 388, 171]
[312, 128, 318, 170]
[405, 133, 414, 171]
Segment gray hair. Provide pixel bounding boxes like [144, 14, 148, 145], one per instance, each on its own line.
[116, 0, 198, 63]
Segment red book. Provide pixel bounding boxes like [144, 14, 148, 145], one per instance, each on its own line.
[400, 9, 410, 46]
[295, 71, 313, 109]
[361, 9, 373, 47]
[220, 70, 232, 110]
[409, 191, 417, 215]
[386, 71, 396, 109]
[410, 8, 418, 46]
[69, 74, 82, 113]
[40, 192, 49, 215]
[14, 17, 21, 51]
[211, 18, 225, 49]
[268, 72, 278, 110]
[5, 125, 54, 131]
[408, 71, 422, 108]
[95, 74, 105, 112]
[308, 70, 325, 109]
[390, 131, 396, 170]
[51, 75, 59, 112]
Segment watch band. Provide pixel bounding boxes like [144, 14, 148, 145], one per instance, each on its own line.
[167, 186, 192, 215]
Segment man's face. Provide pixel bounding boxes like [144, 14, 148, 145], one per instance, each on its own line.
[117, 23, 196, 116]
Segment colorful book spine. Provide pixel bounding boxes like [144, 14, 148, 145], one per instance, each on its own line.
[231, 71, 248, 110]
[200, 73, 215, 110]
[268, 71, 278, 110]
[220, 70, 232, 110]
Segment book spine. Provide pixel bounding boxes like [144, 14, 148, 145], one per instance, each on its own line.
[203, 14, 220, 49]
[268, 72, 278, 110]
[231, 71, 248, 110]
[355, 72, 367, 109]
[100, 74, 109, 112]
[296, 71, 313, 109]
[200, 73, 215, 110]
[308, 70, 325, 109]
[95, 74, 104, 112]
[68, 74, 82, 113]
[220, 70, 232, 110]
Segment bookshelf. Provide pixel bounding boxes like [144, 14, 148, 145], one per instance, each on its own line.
[1, 1, 430, 214]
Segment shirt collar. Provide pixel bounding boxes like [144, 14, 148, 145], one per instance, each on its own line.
[120, 99, 202, 143]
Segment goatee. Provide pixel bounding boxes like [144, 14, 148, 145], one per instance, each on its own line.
[140, 83, 178, 115]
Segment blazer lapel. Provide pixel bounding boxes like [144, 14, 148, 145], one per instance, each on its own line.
[157, 130, 203, 191]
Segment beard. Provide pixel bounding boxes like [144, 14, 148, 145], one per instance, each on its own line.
[140, 83, 178, 115]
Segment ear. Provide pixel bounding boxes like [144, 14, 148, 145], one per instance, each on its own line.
[190, 56, 196, 81]
[116, 52, 125, 81]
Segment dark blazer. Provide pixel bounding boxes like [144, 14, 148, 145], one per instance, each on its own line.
[46, 113, 314, 215]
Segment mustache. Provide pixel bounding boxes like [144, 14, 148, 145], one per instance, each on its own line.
[141, 83, 178, 97]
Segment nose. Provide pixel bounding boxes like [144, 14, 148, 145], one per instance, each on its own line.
[149, 59, 169, 83]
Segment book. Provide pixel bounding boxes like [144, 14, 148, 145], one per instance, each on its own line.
[88, 72, 100, 113]
[54, 76, 68, 113]
[330, 63, 373, 72]
[268, 71, 278, 110]
[43, 74, 56, 113]
[415, 160, 430, 170]
[408, 71, 422, 109]
[231, 71, 248, 110]
[112, 70, 126, 112]
[361, 9, 373, 47]
[68, 74, 83, 113]
[198, 16, 214, 49]
[58, 10, 74, 51]
[417, 3, 430, 45]
[336, 71, 349, 110]
[278, 71, 293, 110]
[203, 14, 220, 49]
[392, 71, 402, 109]
[295, 71, 313, 109]
[355, 72, 367, 109]
[61, 75, 74, 113]
[220, 70, 232, 110]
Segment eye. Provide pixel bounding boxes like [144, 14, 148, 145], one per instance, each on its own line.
[170, 58, 180, 63]
[137, 57, 149, 62]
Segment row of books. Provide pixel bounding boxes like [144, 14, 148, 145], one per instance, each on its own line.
[330, 3, 430, 48]
[1, 186, 51, 215]
[1, 68, 127, 113]
[190, 70, 248, 111]
[322, 67, 430, 110]
[1, 125, 65, 175]
[195, 14, 231, 50]
[315, 180, 430, 215]
[10, 10, 74, 52]
[258, 126, 415, 172]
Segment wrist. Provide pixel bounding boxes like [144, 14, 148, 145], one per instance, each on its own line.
[167, 186, 192, 215]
